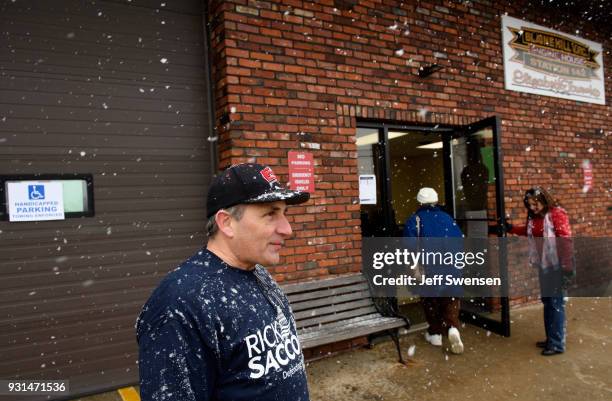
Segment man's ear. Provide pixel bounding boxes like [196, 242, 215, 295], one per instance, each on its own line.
[215, 210, 235, 238]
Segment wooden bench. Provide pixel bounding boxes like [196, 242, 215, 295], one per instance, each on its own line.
[281, 273, 410, 363]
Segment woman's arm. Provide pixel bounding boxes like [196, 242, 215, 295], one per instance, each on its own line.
[506, 219, 527, 236]
[551, 207, 574, 271]
[551, 207, 571, 237]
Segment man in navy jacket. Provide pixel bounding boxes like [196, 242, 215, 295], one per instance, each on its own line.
[137, 163, 311, 401]
[403, 187, 465, 355]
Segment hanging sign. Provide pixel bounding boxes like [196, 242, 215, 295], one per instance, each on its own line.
[501, 15, 605, 105]
[7, 181, 65, 222]
[582, 160, 593, 193]
[288, 151, 315, 193]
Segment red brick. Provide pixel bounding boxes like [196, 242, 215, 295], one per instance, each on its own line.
[211, 0, 611, 289]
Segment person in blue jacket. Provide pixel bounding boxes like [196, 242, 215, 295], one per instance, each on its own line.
[403, 187, 465, 354]
[137, 163, 311, 401]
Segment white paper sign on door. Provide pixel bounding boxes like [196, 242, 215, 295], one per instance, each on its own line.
[359, 175, 377, 205]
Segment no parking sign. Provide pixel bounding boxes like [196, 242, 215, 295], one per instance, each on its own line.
[288, 151, 315, 193]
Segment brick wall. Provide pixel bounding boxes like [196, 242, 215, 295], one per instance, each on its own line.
[207, 0, 611, 282]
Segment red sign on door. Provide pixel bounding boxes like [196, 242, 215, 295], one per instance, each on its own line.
[288, 151, 315, 193]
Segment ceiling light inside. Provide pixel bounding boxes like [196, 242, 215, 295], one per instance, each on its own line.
[356, 131, 409, 147]
[416, 141, 443, 150]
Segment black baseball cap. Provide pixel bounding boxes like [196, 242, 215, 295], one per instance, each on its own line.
[206, 163, 310, 217]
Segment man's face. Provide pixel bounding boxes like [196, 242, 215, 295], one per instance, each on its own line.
[229, 201, 293, 268]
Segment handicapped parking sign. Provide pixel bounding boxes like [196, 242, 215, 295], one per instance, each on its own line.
[28, 185, 45, 200]
[7, 181, 64, 222]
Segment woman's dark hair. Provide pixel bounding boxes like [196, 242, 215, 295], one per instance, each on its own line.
[523, 187, 559, 217]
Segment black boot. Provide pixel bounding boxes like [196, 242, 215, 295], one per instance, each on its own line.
[541, 348, 564, 356]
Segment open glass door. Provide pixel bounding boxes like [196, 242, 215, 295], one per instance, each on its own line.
[449, 116, 510, 336]
[358, 124, 454, 237]
[357, 118, 510, 337]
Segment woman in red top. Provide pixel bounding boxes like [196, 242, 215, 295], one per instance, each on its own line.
[507, 187, 574, 356]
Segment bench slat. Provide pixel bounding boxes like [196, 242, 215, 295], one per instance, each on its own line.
[282, 274, 365, 295]
[293, 298, 374, 321]
[297, 305, 378, 329]
[299, 317, 406, 349]
[298, 313, 391, 334]
[290, 289, 372, 313]
[300, 316, 405, 341]
[286, 282, 370, 304]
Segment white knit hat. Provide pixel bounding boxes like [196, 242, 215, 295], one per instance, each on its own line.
[417, 187, 438, 204]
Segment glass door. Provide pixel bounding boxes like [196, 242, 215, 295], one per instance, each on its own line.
[358, 124, 456, 237]
[357, 118, 510, 337]
[357, 126, 392, 237]
[449, 116, 510, 336]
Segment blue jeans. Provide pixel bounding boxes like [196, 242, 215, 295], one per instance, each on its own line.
[541, 296, 565, 352]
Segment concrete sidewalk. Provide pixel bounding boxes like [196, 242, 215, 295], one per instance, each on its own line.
[74, 297, 612, 401]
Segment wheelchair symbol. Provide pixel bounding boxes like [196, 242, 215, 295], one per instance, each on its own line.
[28, 185, 45, 200]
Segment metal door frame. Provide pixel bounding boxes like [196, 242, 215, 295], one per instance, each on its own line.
[357, 117, 510, 336]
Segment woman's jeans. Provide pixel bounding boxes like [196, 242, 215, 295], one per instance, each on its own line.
[540, 268, 566, 351]
[541, 296, 566, 351]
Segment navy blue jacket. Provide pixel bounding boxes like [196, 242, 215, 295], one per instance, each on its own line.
[137, 249, 310, 401]
[403, 205, 463, 238]
[403, 205, 464, 296]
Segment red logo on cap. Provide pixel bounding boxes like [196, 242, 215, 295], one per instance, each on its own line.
[260, 167, 278, 184]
